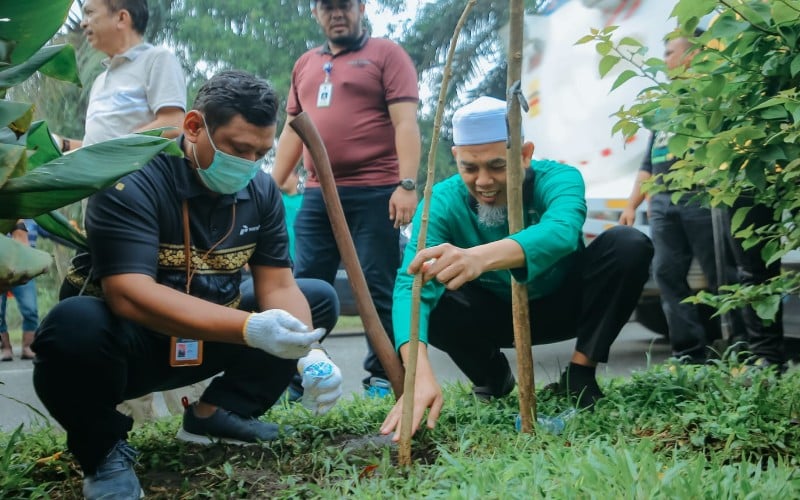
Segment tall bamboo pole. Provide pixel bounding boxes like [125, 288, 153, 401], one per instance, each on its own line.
[289, 114, 405, 397]
[506, 0, 537, 433]
[397, 0, 478, 466]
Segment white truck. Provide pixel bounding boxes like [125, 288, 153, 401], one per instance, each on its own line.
[519, 0, 693, 335]
[521, 0, 671, 202]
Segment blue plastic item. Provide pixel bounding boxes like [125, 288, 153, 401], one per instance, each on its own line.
[515, 408, 578, 435]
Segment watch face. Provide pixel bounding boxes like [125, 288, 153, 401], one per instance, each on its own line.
[400, 178, 416, 190]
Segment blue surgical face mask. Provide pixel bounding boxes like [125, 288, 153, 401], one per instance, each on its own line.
[192, 115, 264, 194]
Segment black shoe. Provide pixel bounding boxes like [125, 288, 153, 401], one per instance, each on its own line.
[472, 365, 516, 402]
[176, 403, 289, 445]
[542, 369, 604, 409]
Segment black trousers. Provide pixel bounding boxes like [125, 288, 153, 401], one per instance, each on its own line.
[31, 278, 338, 474]
[649, 193, 741, 357]
[727, 199, 785, 363]
[427, 225, 653, 387]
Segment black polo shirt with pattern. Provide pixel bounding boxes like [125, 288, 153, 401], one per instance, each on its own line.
[85, 137, 290, 307]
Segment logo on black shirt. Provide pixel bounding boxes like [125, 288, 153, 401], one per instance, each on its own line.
[239, 224, 261, 236]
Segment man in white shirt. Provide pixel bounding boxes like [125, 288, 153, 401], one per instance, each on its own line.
[53, 0, 186, 152]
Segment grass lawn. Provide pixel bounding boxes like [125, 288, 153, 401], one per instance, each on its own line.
[1, 357, 798, 498]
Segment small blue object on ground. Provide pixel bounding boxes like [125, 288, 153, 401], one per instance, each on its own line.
[515, 408, 579, 435]
[364, 377, 392, 398]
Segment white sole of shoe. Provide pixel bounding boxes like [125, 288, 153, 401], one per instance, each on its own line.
[175, 428, 256, 446]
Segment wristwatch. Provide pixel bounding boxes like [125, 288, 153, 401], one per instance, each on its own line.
[398, 178, 416, 191]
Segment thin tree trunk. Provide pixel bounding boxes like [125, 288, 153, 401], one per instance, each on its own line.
[398, 0, 479, 466]
[507, 0, 536, 434]
[289, 114, 406, 397]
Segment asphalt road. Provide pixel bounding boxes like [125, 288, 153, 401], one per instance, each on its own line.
[0, 321, 674, 433]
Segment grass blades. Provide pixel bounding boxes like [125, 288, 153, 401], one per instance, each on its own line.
[1, 358, 798, 499]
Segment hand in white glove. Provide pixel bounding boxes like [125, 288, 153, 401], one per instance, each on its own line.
[243, 309, 325, 359]
[298, 348, 343, 415]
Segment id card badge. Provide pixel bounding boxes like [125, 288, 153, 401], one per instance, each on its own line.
[170, 337, 203, 367]
[317, 82, 333, 108]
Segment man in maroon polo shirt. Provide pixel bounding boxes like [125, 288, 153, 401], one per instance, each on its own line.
[272, 0, 421, 396]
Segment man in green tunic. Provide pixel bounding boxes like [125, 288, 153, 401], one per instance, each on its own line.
[381, 96, 653, 439]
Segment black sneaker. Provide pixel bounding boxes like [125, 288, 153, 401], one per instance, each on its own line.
[542, 369, 604, 409]
[82, 440, 142, 500]
[176, 403, 288, 445]
[472, 365, 516, 402]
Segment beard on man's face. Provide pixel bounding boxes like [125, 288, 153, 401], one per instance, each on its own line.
[329, 31, 360, 46]
[476, 203, 508, 228]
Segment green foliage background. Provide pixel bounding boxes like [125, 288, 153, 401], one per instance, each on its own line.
[581, 0, 800, 320]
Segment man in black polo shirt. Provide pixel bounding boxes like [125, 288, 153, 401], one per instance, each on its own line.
[32, 70, 343, 500]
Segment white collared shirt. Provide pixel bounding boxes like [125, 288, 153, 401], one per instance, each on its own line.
[83, 43, 186, 146]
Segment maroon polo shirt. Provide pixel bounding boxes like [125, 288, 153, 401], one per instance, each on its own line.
[286, 33, 419, 187]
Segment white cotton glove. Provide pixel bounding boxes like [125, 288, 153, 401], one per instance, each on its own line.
[243, 310, 325, 359]
[297, 348, 343, 415]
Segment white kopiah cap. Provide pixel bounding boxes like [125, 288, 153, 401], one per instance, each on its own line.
[452, 96, 509, 146]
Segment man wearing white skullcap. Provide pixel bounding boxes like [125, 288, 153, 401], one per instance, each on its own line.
[381, 96, 654, 439]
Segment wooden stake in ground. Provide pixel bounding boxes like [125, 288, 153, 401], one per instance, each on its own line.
[506, 0, 537, 433]
[289, 113, 405, 397]
[397, 0, 478, 466]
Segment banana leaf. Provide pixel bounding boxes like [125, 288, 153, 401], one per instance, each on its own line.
[0, 142, 25, 187]
[0, 44, 79, 91]
[0, 101, 32, 130]
[34, 210, 87, 251]
[26, 121, 61, 170]
[137, 127, 175, 137]
[38, 43, 81, 86]
[0, 234, 53, 291]
[8, 106, 33, 137]
[0, 134, 182, 219]
[0, 0, 73, 66]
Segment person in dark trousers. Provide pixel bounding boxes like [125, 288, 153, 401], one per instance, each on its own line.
[727, 197, 787, 373]
[32, 71, 343, 499]
[271, 0, 421, 396]
[619, 32, 743, 363]
[381, 96, 653, 439]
